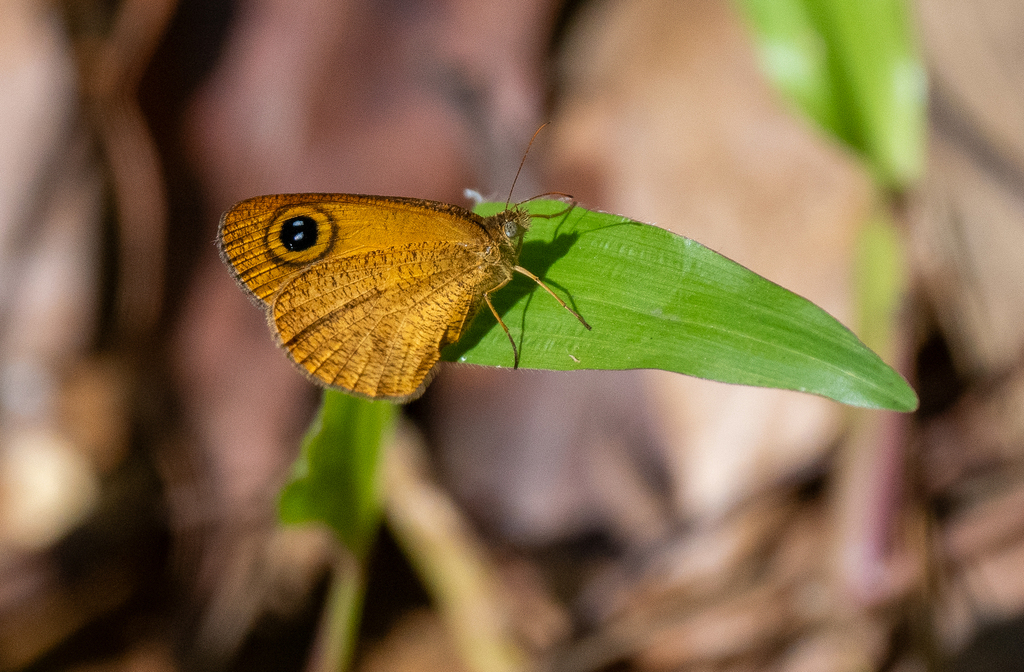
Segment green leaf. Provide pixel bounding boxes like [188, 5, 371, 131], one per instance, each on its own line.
[737, 0, 843, 141]
[738, 0, 926, 187]
[278, 391, 397, 559]
[442, 200, 918, 412]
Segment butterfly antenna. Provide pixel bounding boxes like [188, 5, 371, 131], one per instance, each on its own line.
[505, 122, 550, 209]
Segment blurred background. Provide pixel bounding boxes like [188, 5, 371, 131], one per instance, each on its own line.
[2, 0, 1024, 670]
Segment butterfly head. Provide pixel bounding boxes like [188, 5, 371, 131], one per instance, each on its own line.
[495, 205, 532, 252]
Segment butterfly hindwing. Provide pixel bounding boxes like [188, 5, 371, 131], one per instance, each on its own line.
[270, 241, 501, 400]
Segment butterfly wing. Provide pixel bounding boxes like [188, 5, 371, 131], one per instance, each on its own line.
[218, 193, 507, 400]
[218, 193, 493, 303]
[271, 242, 495, 401]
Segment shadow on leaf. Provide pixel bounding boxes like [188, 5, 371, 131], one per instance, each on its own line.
[441, 231, 582, 363]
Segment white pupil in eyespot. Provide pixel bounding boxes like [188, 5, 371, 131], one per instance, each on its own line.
[504, 221, 517, 237]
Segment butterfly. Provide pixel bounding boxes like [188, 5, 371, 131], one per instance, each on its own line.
[218, 192, 590, 402]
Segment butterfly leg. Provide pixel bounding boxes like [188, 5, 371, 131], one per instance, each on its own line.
[512, 265, 592, 330]
[522, 197, 576, 220]
[483, 290, 519, 369]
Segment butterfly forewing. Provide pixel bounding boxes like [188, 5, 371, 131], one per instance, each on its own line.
[219, 193, 496, 303]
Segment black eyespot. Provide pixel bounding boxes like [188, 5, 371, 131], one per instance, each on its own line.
[280, 216, 317, 251]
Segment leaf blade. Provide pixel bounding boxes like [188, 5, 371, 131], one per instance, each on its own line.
[442, 201, 917, 412]
[278, 391, 396, 558]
